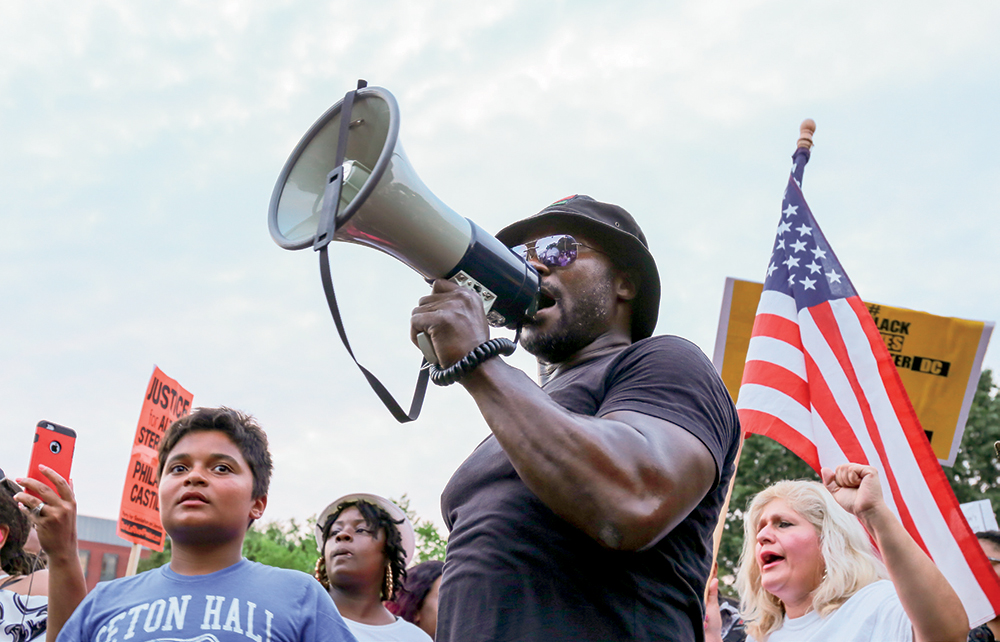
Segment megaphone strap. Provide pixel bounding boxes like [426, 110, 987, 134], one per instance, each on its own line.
[309, 80, 428, 425]
[429, 338, 517, 387]
[319, 245, 430, 423]
[313, 80, 367, 251]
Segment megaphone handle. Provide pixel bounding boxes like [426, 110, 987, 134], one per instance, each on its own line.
[416, 332, 439, 365]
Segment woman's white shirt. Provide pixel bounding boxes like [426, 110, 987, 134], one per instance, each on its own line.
[0, 587, 48, 641]
[345, 616, 432, 642]
[750, 580, 912, 642]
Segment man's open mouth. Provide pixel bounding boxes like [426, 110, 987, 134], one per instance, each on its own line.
[537, 290, 557, 311]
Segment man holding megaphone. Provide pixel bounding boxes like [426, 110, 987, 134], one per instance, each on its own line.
[410, 195, 741, 642]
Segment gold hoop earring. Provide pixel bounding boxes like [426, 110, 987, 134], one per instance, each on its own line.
[314, 556, 329, 589]
[382, 564, 394, 600]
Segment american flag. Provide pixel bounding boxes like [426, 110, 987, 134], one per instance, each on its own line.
[736, 145, 1000, 626]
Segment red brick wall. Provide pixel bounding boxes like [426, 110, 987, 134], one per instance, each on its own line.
[77, 540, 149, 591]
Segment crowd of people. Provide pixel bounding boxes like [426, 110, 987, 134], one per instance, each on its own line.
[0, 195, 994, 642]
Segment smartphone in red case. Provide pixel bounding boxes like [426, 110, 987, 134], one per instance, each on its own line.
[26, 420, 76, 498]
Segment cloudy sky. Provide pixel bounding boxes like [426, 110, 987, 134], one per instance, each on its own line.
[3, 0, 999, 536]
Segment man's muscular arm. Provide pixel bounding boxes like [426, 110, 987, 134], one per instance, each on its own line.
[412, 280, 717, 551]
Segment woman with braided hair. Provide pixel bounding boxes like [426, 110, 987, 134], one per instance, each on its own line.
[2, 464, 86, 642]
[0, 468, 48, 641]
[313, 494, 431, 641]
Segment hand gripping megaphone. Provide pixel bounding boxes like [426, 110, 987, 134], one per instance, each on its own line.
[267, 80, 540, 422]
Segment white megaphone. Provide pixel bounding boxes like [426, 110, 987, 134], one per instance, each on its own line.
[267, 81, 540, 421]
[268, 82, 540, 330]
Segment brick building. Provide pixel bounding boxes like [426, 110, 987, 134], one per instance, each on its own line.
[76, 515, 150, 590]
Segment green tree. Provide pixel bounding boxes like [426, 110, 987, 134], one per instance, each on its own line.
[944, 370, 1000, 506]
[391, 495, 448, 563]
[136, 538, 171, 573]
[241, 518, 318, 573]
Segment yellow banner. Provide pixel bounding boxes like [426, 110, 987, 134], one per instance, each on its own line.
[713, 278, 993, 466]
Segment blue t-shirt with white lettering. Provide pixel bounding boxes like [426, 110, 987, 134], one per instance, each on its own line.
[57, 559, 357, 642]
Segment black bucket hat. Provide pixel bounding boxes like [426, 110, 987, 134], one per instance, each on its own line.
[495, 195, 660, 341]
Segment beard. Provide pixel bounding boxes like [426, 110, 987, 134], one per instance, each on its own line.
[521, 275, 615, 363]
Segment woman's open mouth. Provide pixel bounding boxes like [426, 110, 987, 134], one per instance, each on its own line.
[760, 552, 784, 569]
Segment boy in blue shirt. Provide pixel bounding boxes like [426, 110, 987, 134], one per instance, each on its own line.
[57, 407, 357, 642]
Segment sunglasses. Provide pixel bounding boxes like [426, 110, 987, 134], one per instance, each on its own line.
[509, 234, 602, 268]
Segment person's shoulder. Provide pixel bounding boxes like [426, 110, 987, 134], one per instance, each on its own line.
[0, 585, 48, 609]
[351, 617, 432, 641]
[851, 579, 897, 600]
[91, 565, 167, 594]
[237, 561, 337, 610]
[620, 334, 712, 364]
[609, 334, 740, 453]
[614, 334, 721, 381]
[839, 579, 901, 614]
[392, 617, 433, 641]
[634, 334, 709, 356]
[238, 559, 313, 578]
[56, 568, 166, 640]
[0, 571, 48, 598]
[836, 580, 913, 640]
[238, 560, 323, 588]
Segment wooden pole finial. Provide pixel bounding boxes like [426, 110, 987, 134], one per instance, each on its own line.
[798, 119, 816, 150]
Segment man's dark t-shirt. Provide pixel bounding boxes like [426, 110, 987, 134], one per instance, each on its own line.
[436, 335, 741, 642]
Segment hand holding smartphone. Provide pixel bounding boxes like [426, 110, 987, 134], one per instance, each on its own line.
[27, 420, 76, 499]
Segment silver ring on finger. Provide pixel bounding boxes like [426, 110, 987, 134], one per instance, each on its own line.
[30, 503, 44, 517]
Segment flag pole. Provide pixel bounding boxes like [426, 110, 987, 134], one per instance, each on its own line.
[706, 118, 817, 597]
[797, 118, 816, 150]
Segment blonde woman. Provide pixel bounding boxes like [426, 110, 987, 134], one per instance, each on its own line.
[723, 463, 967, 642]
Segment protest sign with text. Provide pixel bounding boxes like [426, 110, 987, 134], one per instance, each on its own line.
[116, 366, 193, 550]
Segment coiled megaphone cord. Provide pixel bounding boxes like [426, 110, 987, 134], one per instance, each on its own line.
[429, 337, 517, 386]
